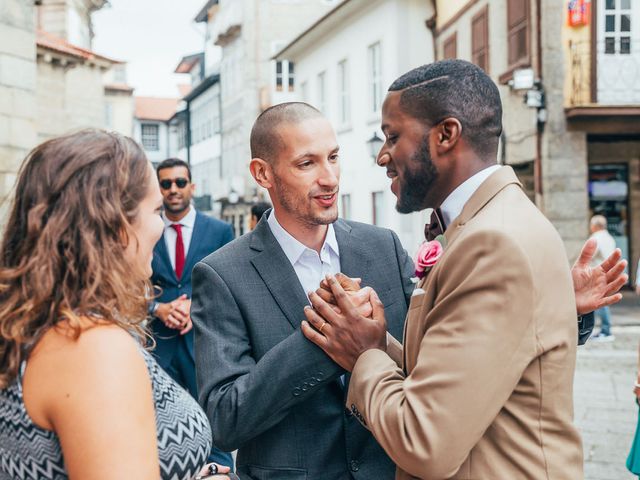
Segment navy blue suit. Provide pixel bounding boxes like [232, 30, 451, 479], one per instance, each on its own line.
[150, 210, 234, 467]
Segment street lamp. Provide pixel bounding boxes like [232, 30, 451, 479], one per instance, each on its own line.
[366, 131, 384, 161]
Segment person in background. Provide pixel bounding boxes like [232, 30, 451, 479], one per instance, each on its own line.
[249, 201, 272, 230]
[0, 130, 230, 479]
[590, 214, 618, 341]
[149, 157, 234, 468]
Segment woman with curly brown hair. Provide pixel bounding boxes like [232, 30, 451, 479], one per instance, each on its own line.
[0, 130, 230, 480]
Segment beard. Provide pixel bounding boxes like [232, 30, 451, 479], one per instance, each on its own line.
[396, 135, 439, 214]
[273, 175, 338, 227]
[163, 195, 191, 215]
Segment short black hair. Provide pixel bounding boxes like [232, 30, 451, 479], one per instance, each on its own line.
[156, 157, 191, 181]
[250, 102, 323, 162]
[388, 60, 502, 159]
[251, 202, 271, 221]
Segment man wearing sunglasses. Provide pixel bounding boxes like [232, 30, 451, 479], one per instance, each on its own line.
[149, 157, 234, 468]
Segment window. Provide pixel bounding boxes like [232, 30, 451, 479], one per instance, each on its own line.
[368, 42, 383, 114]
[337, 59, 350, 125]
[604, 0, 632, 55]
[507, 0, 530, 67]
[443, 33, 457, 59]
[276, 61, 284, 91]
[341, 194, 351, 220]
[317, 71, 327, 114]
[275, 60, 295, 92]
[288, 62, 295, 91]
[141, 124, 159, 151]
[372, 191, 384, 226]
[472, 6, 489, 72]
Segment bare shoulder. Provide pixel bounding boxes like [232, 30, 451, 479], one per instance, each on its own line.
[23, 321, 150, 430]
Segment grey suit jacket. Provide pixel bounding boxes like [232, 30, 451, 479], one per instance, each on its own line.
[192, 215, 415, 480]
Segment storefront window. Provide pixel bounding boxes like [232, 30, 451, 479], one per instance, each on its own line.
[589, 164, 630, 275]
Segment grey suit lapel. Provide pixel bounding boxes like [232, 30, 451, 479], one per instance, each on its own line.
[249, 217, 310, 330]
[333, 219, 372, 280]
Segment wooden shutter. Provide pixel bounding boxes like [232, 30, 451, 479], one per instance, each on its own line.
[443, 33, 457, 60]
[507, 0, 530, 67]
[472, 6, 489, 73]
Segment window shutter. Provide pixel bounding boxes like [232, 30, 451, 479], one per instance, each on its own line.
[472, 6, 489, 73]
[444, 33, 457, 59]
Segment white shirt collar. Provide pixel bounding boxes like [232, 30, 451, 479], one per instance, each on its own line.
[439, 164, 502, 227]
[267, 209, 339, 265]
[162, 205, 196, 228]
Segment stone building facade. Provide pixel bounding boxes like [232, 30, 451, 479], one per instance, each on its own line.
[0, 1, 37, 216]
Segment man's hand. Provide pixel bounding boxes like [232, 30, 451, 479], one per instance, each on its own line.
[316, 273, 373, 318]
[572, 238, 628, 315]
[155, 294, 192, 333]
[301, 275, 387, 371]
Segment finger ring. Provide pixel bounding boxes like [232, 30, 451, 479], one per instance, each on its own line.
[208, 464, 219, 475]
[319, 321, 327, 333]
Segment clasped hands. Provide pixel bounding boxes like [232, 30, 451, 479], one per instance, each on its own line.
[301, 240, 628, 371]
[301, 273, 387, 372]
[155, 294, 193, 335]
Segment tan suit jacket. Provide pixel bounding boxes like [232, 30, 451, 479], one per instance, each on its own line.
[347, 167, 583, 479]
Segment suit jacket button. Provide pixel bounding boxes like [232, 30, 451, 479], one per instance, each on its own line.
[178, 283, 182, 288]
[350, 460, 360, 472]
[316, 372, 324, 381]
[292, 387, 302, 397]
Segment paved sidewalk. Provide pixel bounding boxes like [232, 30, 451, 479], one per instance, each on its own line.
[575, 297, 640, 480]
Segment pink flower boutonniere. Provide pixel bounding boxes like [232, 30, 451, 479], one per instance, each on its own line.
[414, 239, 444, 279]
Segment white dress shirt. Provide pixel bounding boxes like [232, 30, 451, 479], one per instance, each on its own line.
[439, 164, 502, 227]
[589, 229, 617, 267]
[267, 210, 341, 302]
[162, 206, 196, 269]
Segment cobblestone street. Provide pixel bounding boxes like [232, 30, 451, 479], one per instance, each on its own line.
[576, 295, 640, 480]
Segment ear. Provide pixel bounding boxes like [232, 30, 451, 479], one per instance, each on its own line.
[189, 182, 196, 195]
[250, 158, 273, 189]
[435, 118, 462, 155]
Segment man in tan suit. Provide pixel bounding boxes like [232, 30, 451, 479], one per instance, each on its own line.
[301, 60, 585, 479]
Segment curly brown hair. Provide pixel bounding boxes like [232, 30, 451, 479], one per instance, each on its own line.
[0, 129, 153, 388]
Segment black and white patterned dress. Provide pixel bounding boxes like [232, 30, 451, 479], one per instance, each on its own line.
[0, 347, 212, 480]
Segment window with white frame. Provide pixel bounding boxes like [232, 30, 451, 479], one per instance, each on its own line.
[368, 42, 383, 114]
[141, 123, 159, 151]
[337, 59, 350, 125]
[275, 60, 296, 92]
[317, 71, 327, 114]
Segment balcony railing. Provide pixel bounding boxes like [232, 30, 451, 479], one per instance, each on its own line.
[568, 39, 640, 107]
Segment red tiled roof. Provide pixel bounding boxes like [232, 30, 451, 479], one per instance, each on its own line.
[36, 29, 122, 64]
[135, 97, 179, 121]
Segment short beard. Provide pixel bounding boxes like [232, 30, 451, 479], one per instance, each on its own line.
[273, 175, 338, 227]
[163, 198, 190, 215]
[396, 135, 439, 214]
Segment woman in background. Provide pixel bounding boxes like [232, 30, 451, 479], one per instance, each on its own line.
[0, 130, 229, 479]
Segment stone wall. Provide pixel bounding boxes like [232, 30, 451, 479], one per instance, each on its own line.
[0, 0, 37, 218]
[541, 0, 590, 262]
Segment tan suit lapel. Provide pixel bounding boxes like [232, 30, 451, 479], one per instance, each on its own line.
[443, 166, 522, 248]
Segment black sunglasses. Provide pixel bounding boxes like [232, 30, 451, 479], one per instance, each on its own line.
[159, 178, 189, 190]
